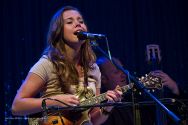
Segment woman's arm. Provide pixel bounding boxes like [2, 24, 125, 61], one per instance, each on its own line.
[12, 73, 47, 115]
[11, 73, 79, 116]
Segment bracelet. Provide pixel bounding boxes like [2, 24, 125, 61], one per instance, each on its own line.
[100, 107, 111, 115]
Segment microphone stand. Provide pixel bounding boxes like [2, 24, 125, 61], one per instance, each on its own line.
[92, 41, 182, 125]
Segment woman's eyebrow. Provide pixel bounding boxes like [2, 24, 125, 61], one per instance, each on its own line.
[64, 17, 73, 21]
[64, 16, 83, 21]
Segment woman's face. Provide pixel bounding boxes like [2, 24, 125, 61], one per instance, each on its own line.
[63, 10, 87, 45]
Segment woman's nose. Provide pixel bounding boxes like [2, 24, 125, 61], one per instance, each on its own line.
[74, 21, 81, 27]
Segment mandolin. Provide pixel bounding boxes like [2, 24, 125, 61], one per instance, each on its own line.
[28, 73, 162, 125]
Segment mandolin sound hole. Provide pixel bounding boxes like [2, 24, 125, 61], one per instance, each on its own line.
[52, 119, 58, 124]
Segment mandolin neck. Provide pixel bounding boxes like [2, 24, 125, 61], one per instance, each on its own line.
[80, 83, 134, 106]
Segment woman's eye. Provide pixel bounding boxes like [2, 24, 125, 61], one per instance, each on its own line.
[67, 21, 72, 24]
[78, 19, 84, 24]
[79, 20, 84, 24]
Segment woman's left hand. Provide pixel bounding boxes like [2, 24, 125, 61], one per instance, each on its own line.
[104, 86, 123, 111]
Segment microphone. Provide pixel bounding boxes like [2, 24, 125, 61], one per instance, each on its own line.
[75, 31, 106, 40]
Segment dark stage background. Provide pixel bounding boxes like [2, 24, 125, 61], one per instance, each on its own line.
[2, 0, 188, 124]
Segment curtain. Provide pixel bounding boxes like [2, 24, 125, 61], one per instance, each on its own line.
[3, 0, 188, 124]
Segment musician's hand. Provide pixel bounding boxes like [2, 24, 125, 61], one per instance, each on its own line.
[52, 94, 80, 107]
[106, 86, 122, 101]
[104, 86, 122, 111]
[150, 70, 179, 95]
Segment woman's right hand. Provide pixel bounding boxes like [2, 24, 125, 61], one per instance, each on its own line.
[51, 94, 80, 107]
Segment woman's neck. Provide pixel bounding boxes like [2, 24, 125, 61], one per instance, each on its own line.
[65, 44, 81, 64]
[65, 44, 84, 77]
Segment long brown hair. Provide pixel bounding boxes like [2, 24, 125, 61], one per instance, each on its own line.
[43, 6, 96, 93]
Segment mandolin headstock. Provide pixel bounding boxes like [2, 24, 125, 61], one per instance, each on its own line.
[139, 73, 163, 90]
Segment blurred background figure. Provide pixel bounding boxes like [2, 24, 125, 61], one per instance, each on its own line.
[97, 57, 133, 125]
[97, 55, 187, 125]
